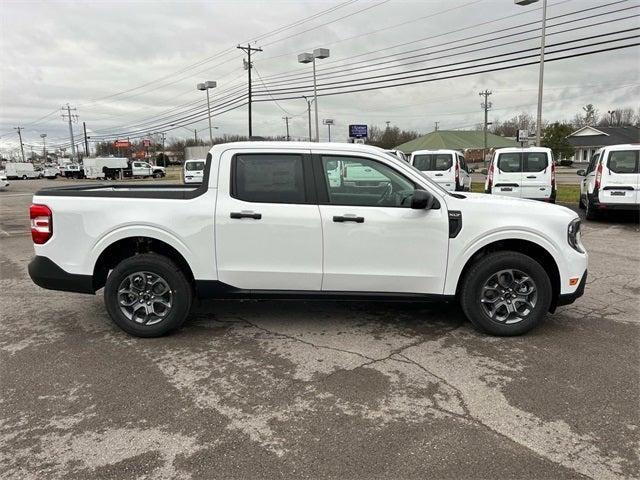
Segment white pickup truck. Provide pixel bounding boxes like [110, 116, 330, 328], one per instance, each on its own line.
[28, 142, 588, 338]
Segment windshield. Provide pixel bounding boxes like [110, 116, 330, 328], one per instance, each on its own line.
[412, 154, 453, 171]
[186, 161, 205, 171]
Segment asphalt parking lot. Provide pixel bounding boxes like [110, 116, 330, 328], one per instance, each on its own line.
[1, 178, 638, 479]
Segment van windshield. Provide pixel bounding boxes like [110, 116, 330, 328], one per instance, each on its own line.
[608, 150, 639, 173]
[186, 161, 205, 171]
[412, 154, 452, 171]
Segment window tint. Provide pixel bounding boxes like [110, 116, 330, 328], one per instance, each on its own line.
[322, 156, 415, 207]
[459, 155, 468, 172]
[412, 154, 453, 171]
[523, 152, 548, 172]
[233, 154, 306, 203]
[497, 153, 521, 172]
[186, 161, 205, 171]
[608, 150, 639, 174]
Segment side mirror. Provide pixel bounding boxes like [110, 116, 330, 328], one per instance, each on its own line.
[411, 189, 437, 210]
[576, 169, 586, 176]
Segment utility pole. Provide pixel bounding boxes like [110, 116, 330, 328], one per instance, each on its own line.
[237, 44, 263, 139]
[83, 122, 90, 157]
[14, 127, 26, 162]
[479, 90, 492, 167]
[40, 133, 47, 160]
[282, 116, 291, 141]
[194, 129, 198, 143]
[302, 96, 314, 142]
[434, 121, 440, 131]
[62, 104, 78, 162]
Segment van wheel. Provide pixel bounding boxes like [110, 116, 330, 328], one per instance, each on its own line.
[22, 175, 27, 180]
[460, 251, 552, 336]
[578, 195, 586, 209]
[104, 253, 193, 337]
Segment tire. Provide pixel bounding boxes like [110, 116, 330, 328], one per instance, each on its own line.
[460, 251, 552, 336]
[585, 198, 599, 220]
[104, 253, 193, 337]
[578, 195, 586, 209]
[153, 172, 162, 178]
[22, 175, 27, 180]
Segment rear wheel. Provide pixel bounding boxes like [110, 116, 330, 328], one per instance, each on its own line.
[585, 197, 599, 220]
[22, 175, 27, 180]
[460, 251, 552, 336]
[578, 195, 586, 209]
[104, 253, 192, 337]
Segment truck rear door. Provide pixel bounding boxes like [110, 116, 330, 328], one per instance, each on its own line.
[215, 149, 323, 291]
[493, 152, 522, 198]
[601, 149, 640, 205]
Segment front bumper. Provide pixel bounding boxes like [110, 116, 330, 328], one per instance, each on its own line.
[28, 256, 95, 294]
[556, 270, 587, 308]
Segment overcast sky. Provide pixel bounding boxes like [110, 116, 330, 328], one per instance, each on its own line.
[1, 0, 638, 155]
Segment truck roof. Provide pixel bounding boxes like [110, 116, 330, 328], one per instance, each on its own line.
[208, 141, 391, 157]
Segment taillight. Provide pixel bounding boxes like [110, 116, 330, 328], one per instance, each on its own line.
[487, 163, 494, 188]
[30, 204, 52, 244]
[551, 161, 556, 189]
[594, 163, 603, 190]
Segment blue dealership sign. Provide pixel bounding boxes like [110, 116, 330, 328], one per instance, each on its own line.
[349, 124, 368, 138]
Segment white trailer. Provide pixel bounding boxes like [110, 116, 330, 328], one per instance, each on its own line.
[5, 162, 40, 180]
[83, 157, 129, 180]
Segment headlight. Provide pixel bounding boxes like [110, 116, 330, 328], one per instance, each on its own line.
[567, 218, 585, 253]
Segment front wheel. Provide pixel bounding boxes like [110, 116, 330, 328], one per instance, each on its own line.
[22, 175, 27, 180]
[104, 253, 193, 337]
[460, 251, 552, 336]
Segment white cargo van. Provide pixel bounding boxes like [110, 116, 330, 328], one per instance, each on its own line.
[485, 147, 556, 202]
[184, 159, 205, 184]
[5, 162, 40, 180]
[410, 149, 471, 191]
[578, 144, 639, 220]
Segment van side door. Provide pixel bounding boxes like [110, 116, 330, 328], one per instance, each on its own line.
[215, 149, 323, 290]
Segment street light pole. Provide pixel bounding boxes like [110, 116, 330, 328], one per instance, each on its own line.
[197, 81, 217, 146]
[515, 0, 546, 146]
[298, 48, 330, 142]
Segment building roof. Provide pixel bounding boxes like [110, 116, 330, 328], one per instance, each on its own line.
[567, 126, 639, 148]
[394, 130, 519, 153]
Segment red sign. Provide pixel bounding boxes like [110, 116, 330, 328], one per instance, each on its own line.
[142, 139, 151, 147]
[113, 140, 131, 148]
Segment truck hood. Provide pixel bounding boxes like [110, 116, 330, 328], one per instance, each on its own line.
[445, 192, 577, 220]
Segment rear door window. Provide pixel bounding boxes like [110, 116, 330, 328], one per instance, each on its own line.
[523, 152, 548, 172]
[232, 154, 307, 203]
[186, 161, 205, 171]
[608, 150, 639, 174]
[497, 153, 521, 172]
[412, 154, 453, 171]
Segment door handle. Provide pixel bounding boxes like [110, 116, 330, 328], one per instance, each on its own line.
[333, 215, 364, 223]
[230, 211, 262, 220]
[435, 173, 443, 176]
[526, 175, 537, 179]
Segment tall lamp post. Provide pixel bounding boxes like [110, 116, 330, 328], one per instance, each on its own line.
[298, 48, 330, 142]
[197, 81, 217, 146]
[515, 0, 546, 146]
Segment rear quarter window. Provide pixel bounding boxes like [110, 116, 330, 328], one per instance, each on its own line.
[524, 152, 548, 172]
[608, 150, 639, 174]
[232, 153, 307, 203]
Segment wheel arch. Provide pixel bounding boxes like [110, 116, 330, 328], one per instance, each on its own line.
[454, 238, 561, 312]
[92, 236, 195, 292]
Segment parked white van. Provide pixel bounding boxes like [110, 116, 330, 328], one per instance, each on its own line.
[485, 147, 556, 202]
[410, 149, 471, 191]
[578, 144, 639, 220]
[184, 159, 205, 184]
[5, 162, 41, 180]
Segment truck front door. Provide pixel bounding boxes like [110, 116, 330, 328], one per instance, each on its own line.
[215, 149, 323, 291]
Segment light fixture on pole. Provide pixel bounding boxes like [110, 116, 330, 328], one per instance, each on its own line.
[515, 0, 546, 146]
[298, 48, 330, 142]
[197, 81, 217, 146]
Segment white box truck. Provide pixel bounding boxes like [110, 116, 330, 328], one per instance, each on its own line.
[83, 157, 129, 180]
[5, 162, 41, 180]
